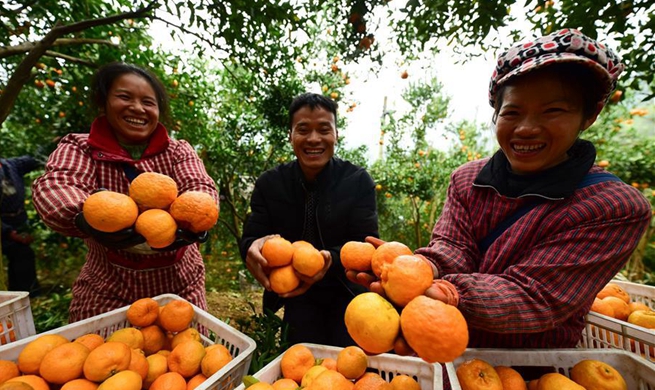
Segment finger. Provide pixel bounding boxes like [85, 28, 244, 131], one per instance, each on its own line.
[281, 283, 311, 298]
[369, 281, 385, 297]
[365, 236, 386, 248]
[345, 270, 360, 284]
[246, 261, 271, 290]
[355, 271, 377, 286]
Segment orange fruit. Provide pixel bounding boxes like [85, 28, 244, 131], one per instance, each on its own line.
[97, 370, 142, 390]
[269, 265, 301, 294]
[495, 366, 527, 390]
[389, 374, 420, 390]
[628, 309, 655, 329]
[307, 369, 354, 390]
[186, 373, 207, 390]
[39, 341, 91, 384]
[536, 373, 584, 389]
[590, 297, 615, 317]
[201, 344, 233, 377]
[602, 296, 631, 321]
[17, 334, 70, 374]
[392, 334, 415, 356]
[169, 191, 219, 233]
[82, 341, 132, 382]
[106, 327, 145, 350]
[341, 241, 376, 271]
[345, 292, 400, 354]
[144, 353, 169, 389]
[157, 349, 171, 357]
[570, 359, 627, 390]
[171, 328, 201, 350]
[400, 295, 468, 363]
[629, 301, 650, 313]
[4, 375, 49, 390]
[168, 340, 205, 378]
[159, 300, 194, 333]
[354, 372, 391, 389]
[129, 172, 178, 211]
[0, 360, 20, 384]
[149, 372, 186, 390]
[0, 382, 34, 390]
[127, 297, 160, 327]
[271, 378, 299, 390]
[336, 346, 368, 380]
[528, 380, 539, 390]
[280, 344, 315, 383]
[597, 283, 631, 303]
[74, 333, 105, 352]
[141, 325, 167, 355]
[60, 378, 100, 390]
[129, 348, 149, 380]
[456, 359, 503, 390]
[292, 240, 313, 249]
[292, 245, 325, 277]
[371, 241, 413, 277]
[261, 237, 295, 267]
[301, 365, 328, 387]
[135, 209, 178, 248]
[247, 383, 274, 390]
[320, 357, 337, 371]
[381, 254, 433, 307]
[82, 191, 139, 233]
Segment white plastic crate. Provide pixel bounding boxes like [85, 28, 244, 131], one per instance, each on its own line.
[0, 291, 35, 345]
[0, 293, 256, 390]
[233, 343, 445, 390]
[452, 348, 655, 390]
[581, 280, 655, 360]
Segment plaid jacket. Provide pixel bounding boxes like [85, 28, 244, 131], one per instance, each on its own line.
[32, 117, 218, 321]
[416, 159, 652, 348]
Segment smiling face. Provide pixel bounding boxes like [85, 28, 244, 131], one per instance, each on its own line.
[290, 105, 338, 181]
[104, 73, 160, 145]
[495, 71, 598, 175]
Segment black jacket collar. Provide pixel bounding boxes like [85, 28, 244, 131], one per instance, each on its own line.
[473, 139, 596, 199]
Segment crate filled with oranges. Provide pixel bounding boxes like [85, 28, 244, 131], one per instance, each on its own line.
[451, 348, 655, 389]
[581, 280, 655, 360]
[234, 343, 444, 390]
[0, 294, 255, 390]
[0, 291, 35, 346]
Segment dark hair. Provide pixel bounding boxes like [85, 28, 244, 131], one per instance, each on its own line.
[91, 62, 170, 125]
[289, 93, 338, 130]
[492, 62, 604, 124]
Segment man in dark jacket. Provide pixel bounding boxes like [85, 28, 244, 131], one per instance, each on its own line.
[1, 155, 41, 296]
[240, 93, 378, 346]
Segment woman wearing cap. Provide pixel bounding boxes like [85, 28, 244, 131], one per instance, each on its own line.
[351, 29, 651, 349]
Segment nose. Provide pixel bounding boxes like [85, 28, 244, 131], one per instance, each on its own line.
[130, 100, 146, 113]
[514, 114, 542, 136]
[306, 129, 321, 142]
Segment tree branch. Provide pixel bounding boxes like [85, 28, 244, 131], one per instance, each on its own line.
[0, 0, 159, 126]
[0, 38, 118, 59]
[44, 50, 97, 67]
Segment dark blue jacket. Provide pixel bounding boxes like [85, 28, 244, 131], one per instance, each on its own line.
[1, 156, 40, 237]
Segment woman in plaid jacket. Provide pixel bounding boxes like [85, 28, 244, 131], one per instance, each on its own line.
[351, 29, 652, 350]
[32, 62, 218, 322]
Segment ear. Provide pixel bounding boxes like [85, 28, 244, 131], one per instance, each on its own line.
[288, 129, 293, 143]
[581, 102, 605, 131]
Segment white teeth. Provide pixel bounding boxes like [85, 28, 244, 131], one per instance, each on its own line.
[125, 118, 146, 125]
[514, 144, 544, 151]
[305, 149, 323, 155]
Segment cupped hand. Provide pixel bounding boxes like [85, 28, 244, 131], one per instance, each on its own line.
[245, 235, 279, 290]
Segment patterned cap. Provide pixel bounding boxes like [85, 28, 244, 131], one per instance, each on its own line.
[489, 28, 624, 107]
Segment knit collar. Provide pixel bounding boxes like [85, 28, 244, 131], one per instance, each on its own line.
[87, 116, 170, 161]
[296, 158, 335, 188]
[473, 139, 596, 199]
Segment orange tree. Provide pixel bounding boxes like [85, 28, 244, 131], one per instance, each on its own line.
[370, 77, 491, 249]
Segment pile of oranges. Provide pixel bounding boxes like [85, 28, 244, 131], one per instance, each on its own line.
[260, 237, 325, 294]
[82, 172, 219, 248]
[340, 240, 468, 364]
[244, 344, 421, 390]
[0, 298, 231, 390]
[455, 357, 627, 390]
